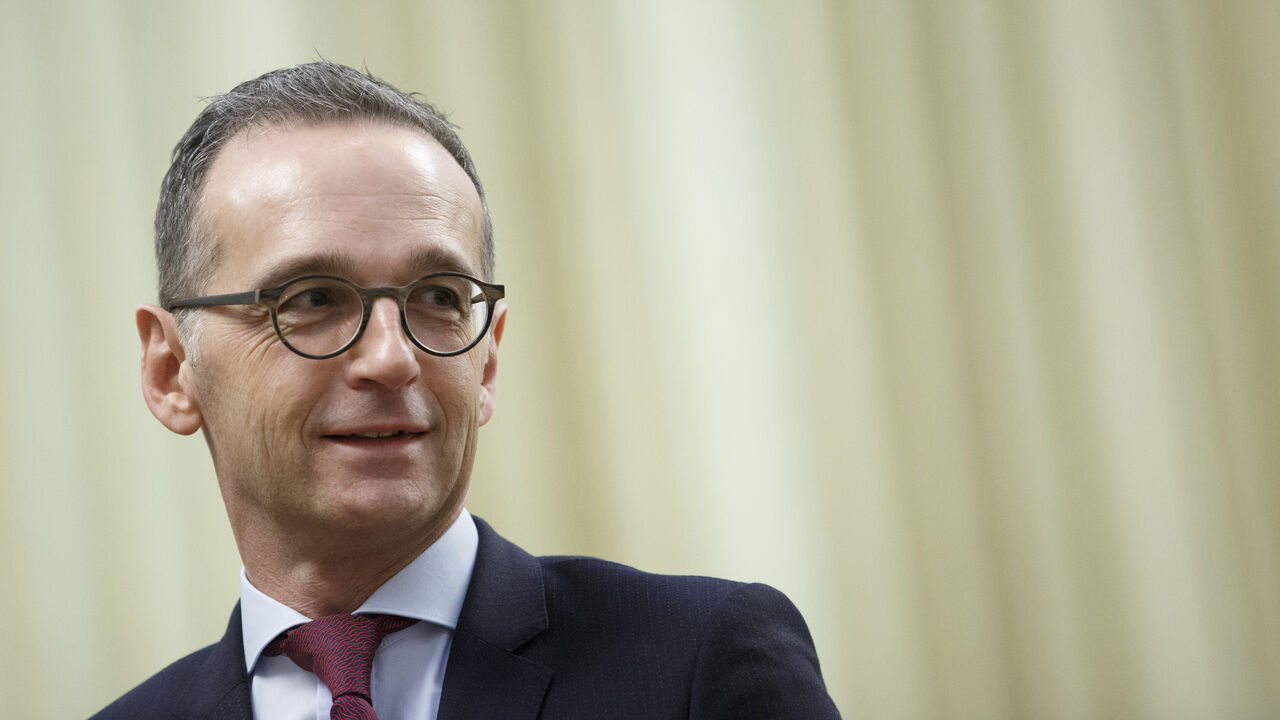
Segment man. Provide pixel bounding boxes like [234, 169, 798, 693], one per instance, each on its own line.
[93, 62, 840, 719]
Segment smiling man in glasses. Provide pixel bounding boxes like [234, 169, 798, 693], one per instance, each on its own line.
[92, 62, 840, 720]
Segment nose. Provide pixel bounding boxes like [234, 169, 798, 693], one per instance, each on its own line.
[344, 297, 421, 389]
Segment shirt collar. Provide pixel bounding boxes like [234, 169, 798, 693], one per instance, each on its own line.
[239, 509, 479, 673]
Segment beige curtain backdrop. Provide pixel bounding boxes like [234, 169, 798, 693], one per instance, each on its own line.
[2, 1, 1278, 717]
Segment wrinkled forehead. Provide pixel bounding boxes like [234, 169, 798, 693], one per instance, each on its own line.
[196, 120, 486, 286]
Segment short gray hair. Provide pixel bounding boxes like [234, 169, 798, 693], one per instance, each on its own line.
[155, 61, 494, 315]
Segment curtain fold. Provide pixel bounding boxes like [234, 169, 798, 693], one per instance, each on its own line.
[2, 1, 1277, 717]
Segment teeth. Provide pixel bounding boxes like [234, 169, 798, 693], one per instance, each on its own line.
[354, 430, 402, 439]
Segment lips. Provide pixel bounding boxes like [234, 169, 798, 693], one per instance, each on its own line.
[338, 430, 412, 439]
[322, 427, 429, 440]
[318, 427, 428, 466]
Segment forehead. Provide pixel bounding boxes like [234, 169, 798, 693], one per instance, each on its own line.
[198, 120, 485, 287]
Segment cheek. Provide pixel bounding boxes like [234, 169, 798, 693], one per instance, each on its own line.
[431, 356, 485, 414]
[226, 320, 283, 362]
[422, 357, 486, 454]
[195, 327, 320, 444]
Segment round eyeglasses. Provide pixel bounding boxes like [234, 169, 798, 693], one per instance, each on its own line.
[166, 272, 505, 359]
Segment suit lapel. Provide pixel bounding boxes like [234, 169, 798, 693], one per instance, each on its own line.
[176, 604, 254, 720]
[197, 687, 254, 720]
[187, 521, 552, 720]
[437, 518, 552, 719]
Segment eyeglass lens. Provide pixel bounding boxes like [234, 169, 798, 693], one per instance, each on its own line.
[274, 276, 490, 357]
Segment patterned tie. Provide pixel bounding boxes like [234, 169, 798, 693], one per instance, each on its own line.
[264, 613, 418, 720]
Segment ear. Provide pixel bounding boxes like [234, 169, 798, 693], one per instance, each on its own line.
[137, 304, 203, 435]
[476, 301, 507, 427]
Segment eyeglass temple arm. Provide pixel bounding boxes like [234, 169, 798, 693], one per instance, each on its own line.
[167, 279, 501, 311]
[166, 290, 262, 311]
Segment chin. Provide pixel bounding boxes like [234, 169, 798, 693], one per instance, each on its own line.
[323, 483, 456, 534]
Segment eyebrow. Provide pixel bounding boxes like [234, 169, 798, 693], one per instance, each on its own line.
[251, 246, 477, 289]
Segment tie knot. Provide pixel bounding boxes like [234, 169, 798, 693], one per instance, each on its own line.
[265, 613, 417, 704]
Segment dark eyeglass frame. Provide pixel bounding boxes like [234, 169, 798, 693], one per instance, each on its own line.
[166, 272, 506, 359]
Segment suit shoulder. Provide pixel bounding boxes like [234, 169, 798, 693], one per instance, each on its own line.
[537, 553, 748, 614]
[689, 581, 843, 718]
[90, 639, 247, 720]
[530, 555, 841, 717]
[534, 554, 807, 645]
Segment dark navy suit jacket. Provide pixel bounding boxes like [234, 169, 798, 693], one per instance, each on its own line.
[91, 518, 842, 719]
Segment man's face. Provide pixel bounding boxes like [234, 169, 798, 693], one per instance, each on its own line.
[183, 121, 501, 551]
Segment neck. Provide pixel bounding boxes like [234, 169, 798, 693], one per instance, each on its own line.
[237, 510, 458, 617]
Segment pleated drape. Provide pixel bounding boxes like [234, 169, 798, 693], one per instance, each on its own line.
[2, 2, 1277, 717]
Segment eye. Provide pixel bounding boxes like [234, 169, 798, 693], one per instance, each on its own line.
[276, 279, 358, 323]
[425, 285, 461, 308]
[299, 287, 339, 308]
[409, 282, 466, 311]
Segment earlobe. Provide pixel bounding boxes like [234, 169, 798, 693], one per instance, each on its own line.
[137, 304, 203, 435]
[477, 302, 506, 427]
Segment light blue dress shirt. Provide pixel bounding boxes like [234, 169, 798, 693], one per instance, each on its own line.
[239, 510, 479, 720]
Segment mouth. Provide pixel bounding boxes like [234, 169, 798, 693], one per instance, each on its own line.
[323, 429, 427, 441]
[333, 430, 412, 439]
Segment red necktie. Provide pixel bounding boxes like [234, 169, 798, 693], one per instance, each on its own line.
[264, 613, 418, 720]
